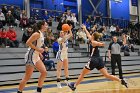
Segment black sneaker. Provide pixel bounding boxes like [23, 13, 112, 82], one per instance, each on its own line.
[121, 79, 128, 88]
[68, 82, 76, 91]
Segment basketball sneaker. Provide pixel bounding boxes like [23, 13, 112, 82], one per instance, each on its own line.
[121, 79, 128, 88]
[57, 82, 62, 88]
[64, 80, 70, 85]
[68, 82, 76, 91]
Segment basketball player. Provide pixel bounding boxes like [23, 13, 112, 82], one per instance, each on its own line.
[56, 24, 73, 88]
[67, 25, 128, 91]
[17, 21, 48, 93]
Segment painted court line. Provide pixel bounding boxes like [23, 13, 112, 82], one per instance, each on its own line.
[0, 74, 140, 93]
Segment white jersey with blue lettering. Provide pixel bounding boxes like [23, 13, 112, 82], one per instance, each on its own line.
[25, 30, 44, 66]
[56, 37, 69, 61]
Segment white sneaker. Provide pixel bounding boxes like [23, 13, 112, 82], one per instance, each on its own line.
[64, 80, 69, 85]
[57, 82, 62, 88]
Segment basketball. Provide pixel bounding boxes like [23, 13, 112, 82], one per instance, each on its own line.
[62, 24, 70, 32]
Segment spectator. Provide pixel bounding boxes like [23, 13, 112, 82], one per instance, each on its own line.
[20, 10, 26, 19]
[45, 28, 55, 47]
[9, 6, 15, 17]
[102, 26, 110, 41]
[130, 31, 139, 44]
[43, 10, 49, 21]
[110, 25, 116, 36]
[66, 10, 72, 21]
[57, 13, 66, 30]
[121, 34, 134, 52]
[20, 15, 28, 30]
[0, 9, 6, 27]
[122, 28, 128, 34]
[71, 13, 78, 27]
[116, 25, 121, 36]
[1, 5, 8, 17]
[47, 16, 53, 26]
[22, 26, 33, 47]
[0, 28, 7, 47]
[28, 17, 36, 26]
[97, 25, 105, 33]
[76, 28, 88, 44]
[42, 47, 56, 71]
[14, 7, 21, 21]
[61, 13, 67, 23]
[52, 38, 59, 57]
[6, 11, 15, 26]
[120, 34, 130, 52]
[6, 26, 19, 47]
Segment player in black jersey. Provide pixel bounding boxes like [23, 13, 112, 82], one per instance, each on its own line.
[67, 25, 128, 91]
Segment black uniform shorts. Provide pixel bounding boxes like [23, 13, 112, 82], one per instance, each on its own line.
[85, 56, 104, 70]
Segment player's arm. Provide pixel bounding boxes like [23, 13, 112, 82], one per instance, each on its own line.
[59, 25, 73, 43]
[91, 41, 105, 47]
[26, 32, 44, 53]
[39, 53, 44, 60]
[67, 28, 73, 39]
[81, 24, 92, 41]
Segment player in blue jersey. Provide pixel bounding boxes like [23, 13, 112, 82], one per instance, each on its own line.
[56, 24, 73, 88]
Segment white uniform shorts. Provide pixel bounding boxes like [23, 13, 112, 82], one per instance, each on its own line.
[56, 51, 68, 62]
[25, 49, 40, 66]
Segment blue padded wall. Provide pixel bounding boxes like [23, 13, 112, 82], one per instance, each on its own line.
[0, 0, 24, 9]
[111, 0, 130, 20]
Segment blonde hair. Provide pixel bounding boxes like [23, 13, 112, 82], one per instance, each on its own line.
[92, 32, 102, 41]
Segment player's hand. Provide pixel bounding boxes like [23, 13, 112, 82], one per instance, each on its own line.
[81, 24, 86, 31]
[39, 53, 44, 60]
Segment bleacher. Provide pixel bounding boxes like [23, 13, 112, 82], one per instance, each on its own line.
[0, 42, 140, 86]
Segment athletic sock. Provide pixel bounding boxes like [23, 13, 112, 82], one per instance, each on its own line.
[17, 90, 22, 93]
[66, 77, 70, 81]
[57, 78, 61, 82]
[37, 87, 42, 92]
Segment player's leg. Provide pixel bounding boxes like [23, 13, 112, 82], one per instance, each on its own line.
[56, 60, 63, 88]
[35, 60, 47, 93]
[17, 65, 34, 93]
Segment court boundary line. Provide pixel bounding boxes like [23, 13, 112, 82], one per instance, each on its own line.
[0, 74, 140, 92]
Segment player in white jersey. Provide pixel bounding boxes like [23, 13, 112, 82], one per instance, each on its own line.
[56, 24, 73, 88]
[17, 21, 48, 93]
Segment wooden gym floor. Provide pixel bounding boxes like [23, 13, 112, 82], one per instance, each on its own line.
[0, 73, 140, 93]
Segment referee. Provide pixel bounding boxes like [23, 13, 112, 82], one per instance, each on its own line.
[108, 36, 126, 80]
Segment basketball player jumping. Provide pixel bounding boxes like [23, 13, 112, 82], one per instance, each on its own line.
[67, 24, 128, 91]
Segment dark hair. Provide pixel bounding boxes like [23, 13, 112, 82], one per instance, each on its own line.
[32, 20, 46, 33]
